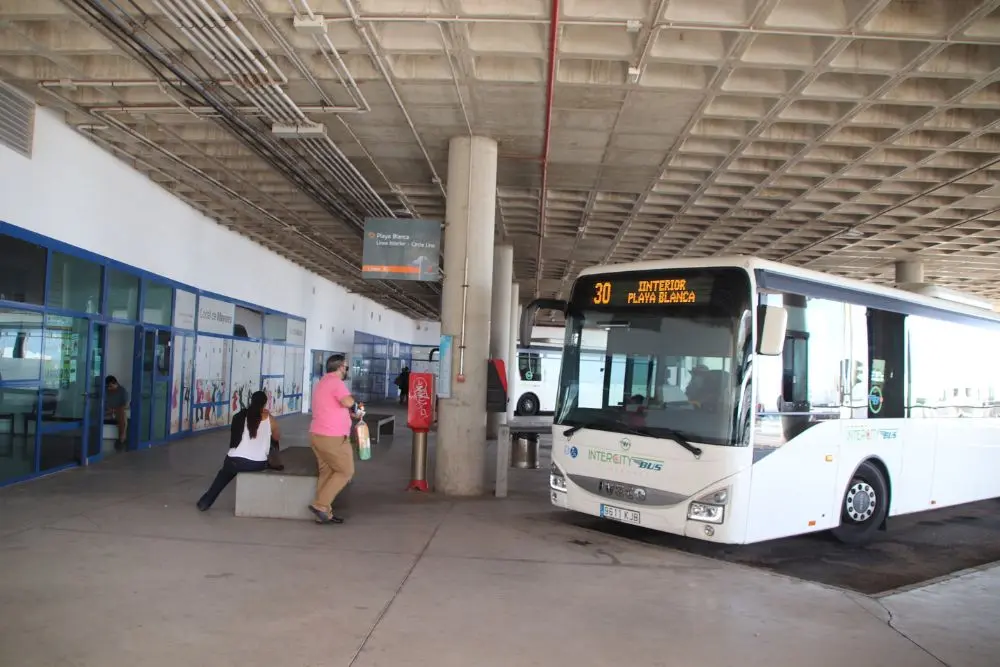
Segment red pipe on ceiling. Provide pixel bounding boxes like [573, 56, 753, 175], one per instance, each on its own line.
[535, 0, 560, 298]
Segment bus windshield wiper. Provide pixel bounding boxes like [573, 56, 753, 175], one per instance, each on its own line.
[562, 423, 588, 437]
[619, 424, 702, 459]
[660, 427, 702, 459]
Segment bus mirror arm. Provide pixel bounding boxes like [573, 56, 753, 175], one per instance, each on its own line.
[519, 298, 567, 348]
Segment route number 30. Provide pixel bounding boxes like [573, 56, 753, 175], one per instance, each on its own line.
[592, 281, 612, 305]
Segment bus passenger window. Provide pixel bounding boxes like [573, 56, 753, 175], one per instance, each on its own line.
[518, 352, 542, 382]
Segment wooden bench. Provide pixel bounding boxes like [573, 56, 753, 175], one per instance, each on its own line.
[362, 413, 395, 444]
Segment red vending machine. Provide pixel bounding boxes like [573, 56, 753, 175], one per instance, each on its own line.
[406, 372, 435, 491]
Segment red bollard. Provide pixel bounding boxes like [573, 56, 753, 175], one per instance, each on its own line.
[406, 373, 435, 492]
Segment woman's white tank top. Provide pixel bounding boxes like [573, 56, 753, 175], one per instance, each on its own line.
[228, 414, 272, 462]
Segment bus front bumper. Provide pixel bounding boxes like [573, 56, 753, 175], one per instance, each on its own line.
[550, 467, 738, 543]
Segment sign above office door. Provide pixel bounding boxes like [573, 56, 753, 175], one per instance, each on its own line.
[197, 296, 236, 336]
[361, 218, 441, 282]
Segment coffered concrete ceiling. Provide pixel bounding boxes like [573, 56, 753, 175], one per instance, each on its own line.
[2, 0, 1000, 318]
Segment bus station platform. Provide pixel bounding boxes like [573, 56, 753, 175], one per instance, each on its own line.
[0, 406, 996, 667]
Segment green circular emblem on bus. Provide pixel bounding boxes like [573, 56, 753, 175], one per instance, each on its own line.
[620, 438, 631, 451]
[868, 386, 883, 414]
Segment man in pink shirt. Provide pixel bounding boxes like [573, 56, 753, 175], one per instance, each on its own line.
[308, 355, 360, 524]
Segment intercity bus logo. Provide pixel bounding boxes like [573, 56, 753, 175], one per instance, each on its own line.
[845, 426, 899, 442]
[587, 448, 663, 472]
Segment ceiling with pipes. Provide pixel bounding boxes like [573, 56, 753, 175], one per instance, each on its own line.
[2, 0, 1000, 319]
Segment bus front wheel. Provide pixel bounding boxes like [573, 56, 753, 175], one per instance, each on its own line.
[831, 461, 889, 545]
[516, 393, 539, 416]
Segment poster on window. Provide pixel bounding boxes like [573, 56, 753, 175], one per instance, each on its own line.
[230, 340, 262, 415]
[283, 347, 303, 396]
[193, 336, 230, 430]
[265, 343, 286, 376]
[169, 336, 184, 434]
[264, 377, 284, 415]
[182, 334, 195, 431]
[284, 347, 304, 413]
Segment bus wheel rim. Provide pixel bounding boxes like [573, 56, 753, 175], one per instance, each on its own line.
[845, 481, 877, 522]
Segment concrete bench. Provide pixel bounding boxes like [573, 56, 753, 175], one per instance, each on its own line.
[362, 413, 395, 444]
[235, 446, 319, 521]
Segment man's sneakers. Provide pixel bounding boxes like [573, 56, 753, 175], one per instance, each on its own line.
[307, 505, 344, 524]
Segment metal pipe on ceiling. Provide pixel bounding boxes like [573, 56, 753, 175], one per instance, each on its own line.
[67, 2, 388, 266]
[161, 0, 301, 124]
[534, 0, 560, 299]
[75, 103, 363, 114]
[342, 0, 447, 199]
[38, 78, 239, 88]
[153, 0, 395, 221]
[66, 0, 440, 315]
[321, 15, 1000, 46]
[434, 22, 472, 136]
[273, 0, 370, 112]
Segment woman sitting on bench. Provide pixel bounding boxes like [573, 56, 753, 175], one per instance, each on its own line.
[197, 391, 281, 511]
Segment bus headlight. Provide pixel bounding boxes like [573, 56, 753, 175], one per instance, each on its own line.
[550, 463, 567, 492]
[687, 503, 724, 524]
[687, 487, 730, 524]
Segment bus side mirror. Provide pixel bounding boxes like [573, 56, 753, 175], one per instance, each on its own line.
[519, 298, 567, 348]
[757, 305, 787, 356]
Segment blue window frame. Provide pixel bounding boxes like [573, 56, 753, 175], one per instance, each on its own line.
[0, 222, 310, 487]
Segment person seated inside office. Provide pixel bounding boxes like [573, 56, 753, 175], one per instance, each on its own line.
[105, 375, 129, 451]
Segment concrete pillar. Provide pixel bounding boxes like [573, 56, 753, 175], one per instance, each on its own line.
[506, 282, 520, 422]
[895, 260, 924, 285]
[436, 136, 499, 496]
[487, 245, 514, 438]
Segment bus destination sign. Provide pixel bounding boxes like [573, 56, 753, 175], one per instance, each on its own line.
[588, 276, 699, 307]
[626, 279, 696, 305]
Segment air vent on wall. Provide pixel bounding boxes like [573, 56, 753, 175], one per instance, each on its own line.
[0, 82, 35, 158]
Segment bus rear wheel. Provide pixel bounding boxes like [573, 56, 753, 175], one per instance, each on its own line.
[831, 461, 889, 545]
[516, 393, 539, 416]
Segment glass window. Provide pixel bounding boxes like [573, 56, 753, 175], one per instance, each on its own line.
[143, 281, 173, 326]
[0, 233, 47, 305]
[518, 352, 542, 382]
[39, 315, 90, 471]
[754, 293, 855, 449]
[0, 308, 45, 481]
[235, 306, 263, 338]
[908, 316, 1000, 418]
[556, 267, 752, 446]
[48, 251, 102, 313]
[264, 314, 287, 341]
[0, 308, 44, 382]
[105, 268, 139, 320]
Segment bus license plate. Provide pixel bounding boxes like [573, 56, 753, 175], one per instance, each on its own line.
[600, 504, 640, 525]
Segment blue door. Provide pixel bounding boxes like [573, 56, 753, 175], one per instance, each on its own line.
[136, 327, 173, 447]
[36, 315, 92, 472]
[84, 321, 107, 463]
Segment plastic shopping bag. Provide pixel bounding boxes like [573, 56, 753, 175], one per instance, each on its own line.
[355, 420, 372, 461]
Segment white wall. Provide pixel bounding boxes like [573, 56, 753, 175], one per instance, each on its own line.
[412, 320, 440, 346]
[0, 108, 440, 410]
[105, 324, 134, 392]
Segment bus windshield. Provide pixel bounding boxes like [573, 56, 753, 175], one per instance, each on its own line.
[555, 267, 753, 447]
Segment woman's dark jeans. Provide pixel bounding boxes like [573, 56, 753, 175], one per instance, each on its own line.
[197, 456, 266, 510]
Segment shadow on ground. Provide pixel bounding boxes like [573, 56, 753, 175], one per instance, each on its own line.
[553, 497, 1000, 595]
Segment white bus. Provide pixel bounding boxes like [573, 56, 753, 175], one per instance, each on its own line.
[525, 256, 1000, 545]
[514, 334, 610, 416]
[512, 345, 561, 416]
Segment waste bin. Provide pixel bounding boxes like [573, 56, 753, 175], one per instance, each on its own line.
[510, 432, 539, 469]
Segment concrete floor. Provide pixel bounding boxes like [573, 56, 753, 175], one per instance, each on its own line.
[1, 409, 996, 667]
